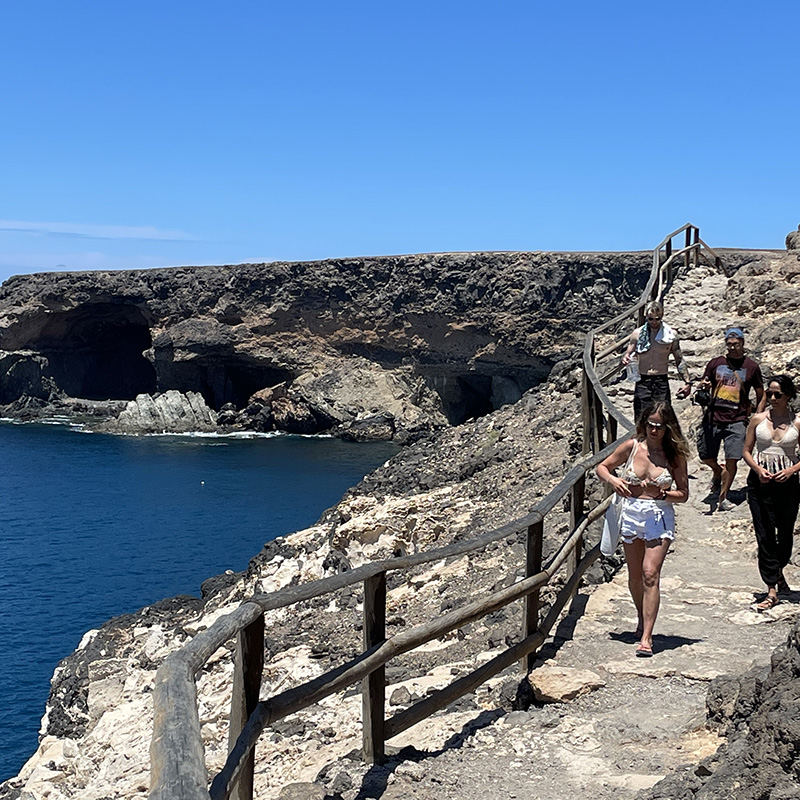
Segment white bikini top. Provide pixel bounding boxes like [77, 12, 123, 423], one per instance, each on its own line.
[621, 440, 674, 488]
[755, 417, 799, 472]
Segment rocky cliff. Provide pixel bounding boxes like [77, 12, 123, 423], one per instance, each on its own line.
[3, 244, 800, 800]
[0, 252, 650, 438]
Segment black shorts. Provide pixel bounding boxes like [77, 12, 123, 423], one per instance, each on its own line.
[634, 375, 671, 422]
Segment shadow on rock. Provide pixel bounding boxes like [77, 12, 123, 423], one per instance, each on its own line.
[330, 710, 505, 800]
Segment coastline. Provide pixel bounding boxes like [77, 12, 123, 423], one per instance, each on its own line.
[3, 245, 800, 797]
[0, 426, 398, 784]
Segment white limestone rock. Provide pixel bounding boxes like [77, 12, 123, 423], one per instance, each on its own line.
[528, 665, 607, 703]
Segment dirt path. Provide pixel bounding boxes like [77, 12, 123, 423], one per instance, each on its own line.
[321, 253, 800, 800]
[339, 460, 800, 800]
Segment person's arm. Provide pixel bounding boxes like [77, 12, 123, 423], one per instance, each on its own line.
[752, 364, 766, 413]
[621, 330, 638, 366]
[596, 439, 635, 496]
[672, 338, 692, 399]
[772, 415, 800, 483]
[754, 384, 766, 413]
[698, 359, 714, 391]
[663, 456, 689, 504]
[742, 413, 771, 481]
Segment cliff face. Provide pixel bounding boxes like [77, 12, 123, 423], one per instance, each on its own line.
[4, 247, 800, 799]
[0, 251, 650, 436]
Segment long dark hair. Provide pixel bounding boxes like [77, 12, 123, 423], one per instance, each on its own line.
[636, 401, 690, 464]
[766, 374, 797, 401]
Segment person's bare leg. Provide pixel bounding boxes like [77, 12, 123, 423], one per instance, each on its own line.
[639, 538, 671, 650]
[719, 458, 738, 505]
[623, 539, 645, 635]
[702, 458, 723, 486]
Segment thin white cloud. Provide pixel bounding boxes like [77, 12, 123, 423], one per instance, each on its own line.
[0, 251, 172, 276]
[0, 219, 197, 242]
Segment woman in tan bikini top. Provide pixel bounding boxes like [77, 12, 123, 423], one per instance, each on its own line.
[597, 402, 690, 657]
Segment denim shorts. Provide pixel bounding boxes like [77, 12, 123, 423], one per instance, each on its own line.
[697, 420, 747, 461]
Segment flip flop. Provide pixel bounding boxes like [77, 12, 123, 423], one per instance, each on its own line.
[756, 595, 780, 612]
[635, 643, 653, 658]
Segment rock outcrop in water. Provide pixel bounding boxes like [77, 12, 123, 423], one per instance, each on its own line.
[0, 252, 651, 438]
[101, 390, 217, 434]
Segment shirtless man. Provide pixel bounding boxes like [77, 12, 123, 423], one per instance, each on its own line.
[622, 301, 692, 421]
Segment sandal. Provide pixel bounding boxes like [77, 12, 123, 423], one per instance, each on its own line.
[777, 576, 791, 594]
[635, 643, 653, 658]
[756, 595, 780, 612]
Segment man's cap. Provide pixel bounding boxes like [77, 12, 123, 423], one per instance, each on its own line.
[725, 326, 745, 340]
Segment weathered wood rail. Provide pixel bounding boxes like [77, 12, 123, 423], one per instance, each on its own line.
[582, 223, 720, 454]
[149, 223, 722, 800]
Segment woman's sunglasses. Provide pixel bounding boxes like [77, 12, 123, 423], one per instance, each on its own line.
[646, 421, 664, 429]
[766, 391, 784, 399]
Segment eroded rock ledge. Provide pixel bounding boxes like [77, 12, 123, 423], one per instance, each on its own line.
[5, 247, 800, 799]
[0, 251, 652, 438]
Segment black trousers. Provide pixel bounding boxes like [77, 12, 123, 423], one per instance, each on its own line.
[633, 375, 671, 423]
[747, 470, 800, 588]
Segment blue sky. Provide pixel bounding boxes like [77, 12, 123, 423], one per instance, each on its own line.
[1, 1, 797, 284]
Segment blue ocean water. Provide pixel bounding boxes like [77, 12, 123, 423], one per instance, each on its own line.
[0, 421, 398, 781]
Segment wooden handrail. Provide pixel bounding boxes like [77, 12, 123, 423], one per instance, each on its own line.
[208, 497, 610, 800]
[581, 223, 720, 455]
[149, 225, 720, 800]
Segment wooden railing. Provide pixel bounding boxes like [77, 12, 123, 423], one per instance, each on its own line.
[149, 223, 721, 800]
[581, 223, 721, 453]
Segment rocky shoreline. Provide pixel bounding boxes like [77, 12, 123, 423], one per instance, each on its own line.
[0, 251, 652, 439]
[2, 242, 800, 799]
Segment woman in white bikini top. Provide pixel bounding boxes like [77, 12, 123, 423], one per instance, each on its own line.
[621, 439, 674, 491]
[596, 402, 690, 657]
[742, 375, 800, 611]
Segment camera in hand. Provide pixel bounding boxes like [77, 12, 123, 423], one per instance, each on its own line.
[692, 388, 712, 407]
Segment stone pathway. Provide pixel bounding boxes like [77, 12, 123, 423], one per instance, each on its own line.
[307, 254, 800, 800]
[341, 460, 800, 800]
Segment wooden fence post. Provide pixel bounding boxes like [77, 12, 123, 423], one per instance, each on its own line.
[228, 615, 265, 800]
[522, 520, 544, 673]
[569, 476, 585, 594]
[664, 248, 673, 288]
[684, 226, 691, 271]
[362, 571, 386, 764]
[592, 392, 605, 453]
[581, 370, 592, 456]
[607, 414, 618, 447]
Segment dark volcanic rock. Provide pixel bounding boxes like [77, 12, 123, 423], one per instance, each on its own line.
[337, 412, 395, 442]
[0, 251, 651, 436]
[640, 619, 800, 800]
[44, 595, 203, 740]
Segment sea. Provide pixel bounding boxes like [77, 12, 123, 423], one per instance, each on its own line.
[0, 420, 399, 782]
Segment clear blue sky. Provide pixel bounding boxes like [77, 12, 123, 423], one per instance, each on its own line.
[1, 1, 797, 285]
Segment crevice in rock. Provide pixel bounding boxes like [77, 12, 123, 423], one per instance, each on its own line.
[153, 355, 294, 410]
